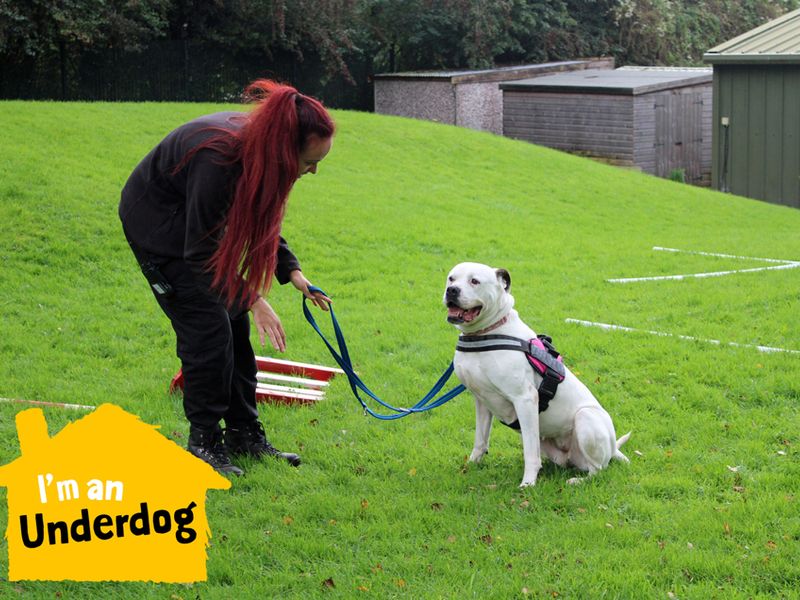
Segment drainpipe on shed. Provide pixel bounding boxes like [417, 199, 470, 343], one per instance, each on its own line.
[720, 116, 730, 193]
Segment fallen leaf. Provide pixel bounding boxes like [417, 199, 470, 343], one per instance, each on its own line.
[431, 502, 443, 511]
[357, 585, 369, 592]
[408, 467, 417, 476]
[322, 578, 335, 589]
[283, 516, 294, 526]
[634, 450, 644, 457]
[447, 535, 457, 543]
[361, 499, 369, 509]
[766, 540, 777, 550]
[723, 523, 731, 535]
[727, 465, 741, 472]
[395, 579, 406, 588]
[480, 534, 494, 544]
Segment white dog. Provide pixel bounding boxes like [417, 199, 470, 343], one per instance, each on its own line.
[444, 262, 630, 487]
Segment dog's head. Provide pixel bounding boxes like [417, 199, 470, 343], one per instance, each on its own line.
[443, 262, 513, 333]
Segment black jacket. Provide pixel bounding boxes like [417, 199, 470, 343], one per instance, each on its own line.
[119, 112, 301, 311]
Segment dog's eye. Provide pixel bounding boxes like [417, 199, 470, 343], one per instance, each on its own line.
[448, 276, 455, 283]
[470, 278, 480, 285]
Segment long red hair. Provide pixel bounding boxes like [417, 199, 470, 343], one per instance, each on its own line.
[188, 80, 334, 308]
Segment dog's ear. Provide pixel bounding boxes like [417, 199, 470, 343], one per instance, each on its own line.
[495, 268, 511, 292]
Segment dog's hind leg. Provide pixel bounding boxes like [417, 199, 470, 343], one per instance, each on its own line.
[540, 439, 569, 467]
[568, 407, 616, 475]
[468, 397, 493, 463]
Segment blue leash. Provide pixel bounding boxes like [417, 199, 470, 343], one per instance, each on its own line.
[302, 286, 466, 420]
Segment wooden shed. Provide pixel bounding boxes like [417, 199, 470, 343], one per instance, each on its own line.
[373, 59, 614, 135]
[703, 8, 800, 208]
[500, 67, 713, 185]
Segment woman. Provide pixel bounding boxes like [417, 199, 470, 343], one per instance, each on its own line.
[119, 80, 334, 476]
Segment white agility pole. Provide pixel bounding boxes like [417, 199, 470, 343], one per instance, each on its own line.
[608, 246, 800, 284]
[565, 318, 800, 355]
[0, 397, 96, 410]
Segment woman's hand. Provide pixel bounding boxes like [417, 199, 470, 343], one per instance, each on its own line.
[250, 296, 286, 352]
[289, 270, 332, 311]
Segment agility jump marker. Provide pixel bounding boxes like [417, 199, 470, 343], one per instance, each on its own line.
[608, 246, 800, 283]
[566, 318, 800, 355]
[169, 356, 344, 406]
[0, 397, 95, 411]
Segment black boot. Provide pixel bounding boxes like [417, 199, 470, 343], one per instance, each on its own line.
[188, 425, 244, 476]
[224, 420, 301, 467]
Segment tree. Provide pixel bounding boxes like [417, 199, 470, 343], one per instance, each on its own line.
[168, 0, 360, 84]
[0, 0, 170, 98]
[610, 0, 800, 66]
[0, 0, 170, 57]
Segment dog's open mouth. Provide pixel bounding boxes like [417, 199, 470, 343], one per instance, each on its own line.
[447, 303, 482, 324]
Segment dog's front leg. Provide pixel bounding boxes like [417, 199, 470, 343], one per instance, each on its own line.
[468, 397, 493, 463]
[516, 392, 542, 488]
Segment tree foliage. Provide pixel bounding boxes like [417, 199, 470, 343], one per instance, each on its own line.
[0, 0, 171, 57]
[1, 0, 799, 97]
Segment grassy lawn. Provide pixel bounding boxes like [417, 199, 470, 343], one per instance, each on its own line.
[0, 100, 798, 599]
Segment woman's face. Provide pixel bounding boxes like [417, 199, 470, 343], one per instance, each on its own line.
[297, 135, 333, 178]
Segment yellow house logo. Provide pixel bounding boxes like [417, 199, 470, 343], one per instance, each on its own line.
[0, 404, 231, 582]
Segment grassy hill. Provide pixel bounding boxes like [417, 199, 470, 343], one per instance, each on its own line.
[1, 101, 798, 598]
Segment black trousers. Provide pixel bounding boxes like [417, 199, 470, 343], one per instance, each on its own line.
[125, 238, 259, 429]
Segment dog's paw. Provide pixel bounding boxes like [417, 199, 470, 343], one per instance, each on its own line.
[519, 479, 537, 488]
[468, 450, 486, 463]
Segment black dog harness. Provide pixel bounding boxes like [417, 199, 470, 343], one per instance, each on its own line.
[456, 334, 566, 428]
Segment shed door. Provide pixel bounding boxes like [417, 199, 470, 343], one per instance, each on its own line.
[654, 90, 705, 183]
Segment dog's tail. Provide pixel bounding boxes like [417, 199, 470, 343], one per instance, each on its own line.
[614, 431, 632, 463]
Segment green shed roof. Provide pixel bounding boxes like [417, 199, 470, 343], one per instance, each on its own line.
[704, 7, 800, 64]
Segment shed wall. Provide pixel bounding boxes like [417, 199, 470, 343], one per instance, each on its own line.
[502, 92, 634, 164]
[633, 84, 712, 184]
[712, 64, 800, 207]
[454, 82, 504, 134]
[373, 80, 455, 125]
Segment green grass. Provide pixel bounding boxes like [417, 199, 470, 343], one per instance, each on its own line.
[1, 100, 799, 599]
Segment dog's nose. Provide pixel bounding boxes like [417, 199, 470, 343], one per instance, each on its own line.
[446, 286, 460, 301]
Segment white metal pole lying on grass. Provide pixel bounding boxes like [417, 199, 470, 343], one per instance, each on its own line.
[607, 246, 800, 283]
[565, 318, 800, 355]
[0, 397, 96, 410]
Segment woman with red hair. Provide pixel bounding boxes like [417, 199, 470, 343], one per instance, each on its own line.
[120, 80, 334, 476]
